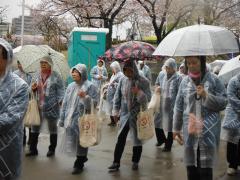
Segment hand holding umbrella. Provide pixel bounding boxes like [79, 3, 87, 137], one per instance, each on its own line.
[196, 85, 207, 99]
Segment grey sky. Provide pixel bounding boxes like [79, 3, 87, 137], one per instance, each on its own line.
[1, 0, 41, 23]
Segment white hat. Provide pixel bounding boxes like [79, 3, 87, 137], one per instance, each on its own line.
[40, 55, 53, 67]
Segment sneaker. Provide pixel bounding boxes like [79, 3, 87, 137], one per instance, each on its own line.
[108, 163, 120, 171]
[227, 168, 237, 176]
[132, 163, 138, 170]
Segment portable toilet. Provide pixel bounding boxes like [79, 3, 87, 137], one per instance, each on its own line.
[68, 27, 109, 81]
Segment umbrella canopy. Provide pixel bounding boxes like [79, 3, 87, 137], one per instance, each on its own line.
[153, 24, 239, 56]
[103, 41, 156, 62]
[218, 56, 240, 85]
[209, 60, 226, 71]
[14, 45, 70, 81]
[13, 46, 22, 53]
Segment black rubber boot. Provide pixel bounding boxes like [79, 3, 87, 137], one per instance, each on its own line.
[47, 134, 57, 157]
[72, 156, 88, 175]
[163, 132, 173, 152]
[131, 146, 142, 170]
[108, 162, 120, 171]
[155, 128, 166, 147]
[26, 132, 39, 156]
[108, 116, 116, 126]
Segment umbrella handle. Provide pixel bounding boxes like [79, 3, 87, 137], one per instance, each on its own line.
[195, 94, 201, 100]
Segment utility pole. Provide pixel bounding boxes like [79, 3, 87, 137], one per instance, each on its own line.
[20, 0, 25, 46]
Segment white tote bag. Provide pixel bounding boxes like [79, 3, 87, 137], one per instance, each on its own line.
[137, 109, 154, 141]
[24, 91, 41, 127]
[79, 101, 102, 148]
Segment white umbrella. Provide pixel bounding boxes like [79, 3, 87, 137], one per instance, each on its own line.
[14, 45, 70, 81]
[218, 56, 240, 85]
[209, 60, 226, 72]
[13, 46, 22, 53]
[153, 24, 239, 56]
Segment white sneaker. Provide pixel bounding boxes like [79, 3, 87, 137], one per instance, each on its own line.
[227, 168, 237, 176]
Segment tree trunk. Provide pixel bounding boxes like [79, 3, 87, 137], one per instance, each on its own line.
[104, 19, 113, 50]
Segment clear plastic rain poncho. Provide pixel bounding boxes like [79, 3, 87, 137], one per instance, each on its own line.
[105, 61, 124, 115]
[221, 73, 240, 144]
[59, 64, 98, 156]
[0, 38, 29, 179]
[90, 59, 108, 91]
[173, 70, 227, 168]
[157, 58, 182, 132]
[112, 60, 151, 146]
[31, 56, 65, 134]
[137, 61, 152, 83]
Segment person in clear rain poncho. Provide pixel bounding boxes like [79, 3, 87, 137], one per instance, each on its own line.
[0, 38, 29, 179]
[221, 73, 240, 176]
[173, 56, 227, 180]
[90, 59, 108, 91]
[26, 56, 65, 157]
[14, 60, 32, 146]
[106, 61, 124, 126]
[154, 58, 182, 152]
[108, 60, 151, 171]
[137, 60, 152, 83]
[59, 64, 98, 175]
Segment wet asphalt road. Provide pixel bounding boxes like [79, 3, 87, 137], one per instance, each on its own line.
[21, 120, 240, 180]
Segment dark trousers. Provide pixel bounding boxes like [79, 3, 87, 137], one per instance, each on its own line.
[155, 128, 173, 149]
[165, 132, 173, 149]
[113, 122, 142, 164]
[155, 128, 166, 144]
[187, 148, 213, 180]
[227, 140, 240, 169]
[29, 133, 57, 152]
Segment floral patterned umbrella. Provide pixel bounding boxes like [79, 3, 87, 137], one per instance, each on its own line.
[103, 41, 156, 62]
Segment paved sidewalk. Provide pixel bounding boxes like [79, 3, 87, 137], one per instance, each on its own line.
[21, 121, 240, 180]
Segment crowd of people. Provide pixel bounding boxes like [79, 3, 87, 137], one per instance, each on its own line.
[0, 37, 240, 180]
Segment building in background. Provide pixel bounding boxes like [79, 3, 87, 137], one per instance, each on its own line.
[11, 15, 38, 35]
[0, 22, 10, 37]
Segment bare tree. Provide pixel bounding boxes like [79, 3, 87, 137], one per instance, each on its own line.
[135, 0, 196, 44]
[199, 0, 240, 25]
[0, 6, 8, 24]
[33, 0, 129, 49]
